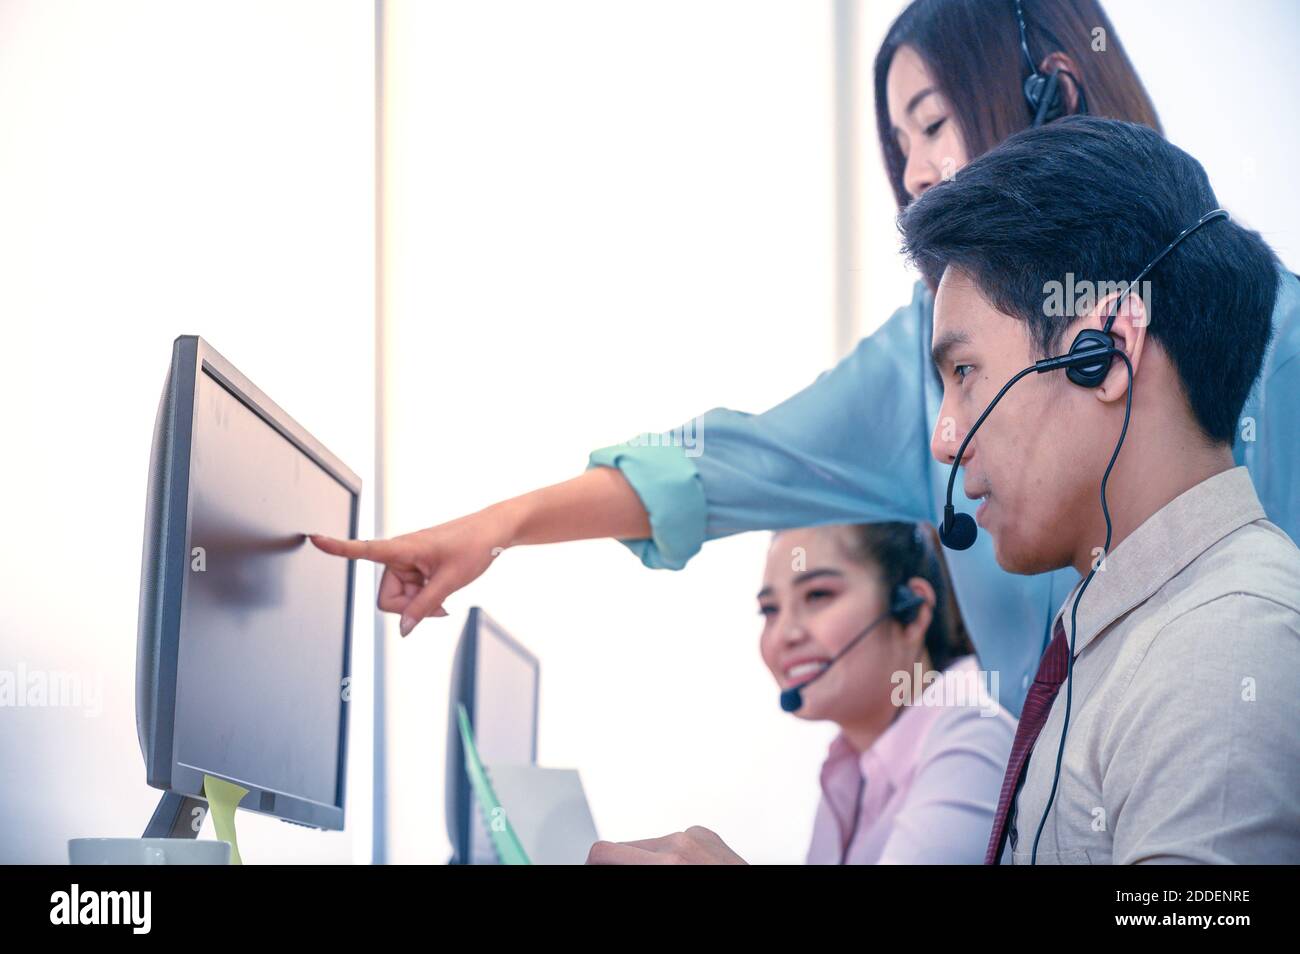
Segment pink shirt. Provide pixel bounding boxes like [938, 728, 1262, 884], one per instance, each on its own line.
[805, 655, 1016, 864]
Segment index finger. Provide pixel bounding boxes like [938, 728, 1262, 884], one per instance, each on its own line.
[310, 534, 391, 562]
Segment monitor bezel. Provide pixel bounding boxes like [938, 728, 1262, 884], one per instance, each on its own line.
[151, 334, 361, 831]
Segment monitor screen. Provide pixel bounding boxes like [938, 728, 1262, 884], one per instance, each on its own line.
[472, 619, 540, 764]
[171, 367, 353, 810]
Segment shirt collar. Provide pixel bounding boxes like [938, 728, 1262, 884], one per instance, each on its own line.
[1054, 466, 1266, 657]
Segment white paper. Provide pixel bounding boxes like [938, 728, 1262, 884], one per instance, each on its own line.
[483, 763, 600, 865]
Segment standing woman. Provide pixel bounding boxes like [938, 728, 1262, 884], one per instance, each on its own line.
[314, 0, 1299, 724]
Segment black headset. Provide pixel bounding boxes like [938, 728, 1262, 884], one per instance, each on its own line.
[778, 584, 925, 714]
[1016, 0, 1089, 128]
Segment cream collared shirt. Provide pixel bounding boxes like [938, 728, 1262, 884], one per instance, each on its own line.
[1009, 466, 1300, 864]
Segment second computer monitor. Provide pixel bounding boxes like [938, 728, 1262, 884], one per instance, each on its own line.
[445, 607, 540, 864]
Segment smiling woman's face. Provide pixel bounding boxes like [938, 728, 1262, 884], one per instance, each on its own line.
[758, 526, 916, 725]
[886, 44, 969, 200]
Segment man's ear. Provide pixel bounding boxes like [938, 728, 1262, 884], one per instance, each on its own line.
[1039, 52, 1084, 114]
[1089, 288, 1148, 406]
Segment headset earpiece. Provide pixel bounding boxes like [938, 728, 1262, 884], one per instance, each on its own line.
[890, 586, 925, 625]
[1025, 68, 1064, 127]
[1064, 329, 1115, 388]
[1016, 0, 1077, 128]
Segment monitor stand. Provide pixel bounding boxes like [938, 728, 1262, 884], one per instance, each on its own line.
[142, 791, 208, 839]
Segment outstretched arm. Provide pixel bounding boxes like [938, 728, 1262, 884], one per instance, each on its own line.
[312, 465, 650, 636]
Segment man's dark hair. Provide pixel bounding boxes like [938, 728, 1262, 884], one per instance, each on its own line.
[899, 116, 1279, 444]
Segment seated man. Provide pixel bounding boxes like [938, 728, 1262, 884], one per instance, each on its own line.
[902, 116, 1300, 864]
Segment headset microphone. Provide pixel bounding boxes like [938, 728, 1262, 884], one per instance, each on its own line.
[939, 504, 978, 552]
[779, 585, 924, 713]
[778, 684, 809, 714]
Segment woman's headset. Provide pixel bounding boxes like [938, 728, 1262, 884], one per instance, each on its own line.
[1015, 0, 1090, 127]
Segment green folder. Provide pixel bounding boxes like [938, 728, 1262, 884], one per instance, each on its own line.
[456, 703, 532, 865]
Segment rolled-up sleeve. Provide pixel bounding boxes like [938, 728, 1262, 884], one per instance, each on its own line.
[586, 283, 938, 570]
[585, 440, 708, 570]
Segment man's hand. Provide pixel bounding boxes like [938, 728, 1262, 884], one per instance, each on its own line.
[585, 826, 748, 865]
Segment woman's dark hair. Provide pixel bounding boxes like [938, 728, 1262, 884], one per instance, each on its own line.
[839, 522, 973, 672]
[873, 0, 1163, 209]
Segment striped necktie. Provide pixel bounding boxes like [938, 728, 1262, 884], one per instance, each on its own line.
[985, 618, 1070, 864]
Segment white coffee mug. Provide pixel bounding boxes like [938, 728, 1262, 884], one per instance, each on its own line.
[68, 838, 231, 865]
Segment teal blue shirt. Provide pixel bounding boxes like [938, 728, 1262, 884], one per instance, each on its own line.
[589, 269, 1300, 718]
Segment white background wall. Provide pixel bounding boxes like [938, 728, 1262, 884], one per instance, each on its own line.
[378, 0, 838, 864]
[0, 0, 375, 864]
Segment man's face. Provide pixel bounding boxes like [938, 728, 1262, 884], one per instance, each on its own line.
[929, 268, 1102, 575]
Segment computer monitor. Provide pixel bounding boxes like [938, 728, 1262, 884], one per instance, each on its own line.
[136, 335, 361, 837]
[445, 607, 540, 864]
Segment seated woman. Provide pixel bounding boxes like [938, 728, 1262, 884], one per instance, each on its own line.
[587, 521, 1016, 864]
[762, 522, 1015, 864]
